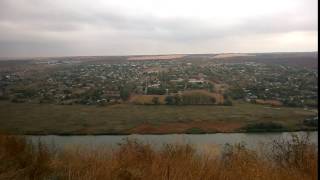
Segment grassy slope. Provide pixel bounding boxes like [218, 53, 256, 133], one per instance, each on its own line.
[0, 101, 316, 134]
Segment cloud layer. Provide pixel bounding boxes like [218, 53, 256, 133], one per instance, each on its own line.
[0, 0, 318, 57]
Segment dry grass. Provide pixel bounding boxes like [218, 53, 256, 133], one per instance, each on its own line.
[255, 99, 283, 106]
[0, 135, 52, 180]
[0, 135, 317, 180]
[129, 95, 167, 105]
[0, 101, 316, 134]
[182, 90, 225, 104]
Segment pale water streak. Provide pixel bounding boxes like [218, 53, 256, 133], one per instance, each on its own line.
[27, 131, 318, 153]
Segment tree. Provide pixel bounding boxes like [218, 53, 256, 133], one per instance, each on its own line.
[147, 87, 166, 95]
[173, 94, 181, 105]
[152, 97, 160, 105]
[208, 83, 214, 92]
[165, 96, 175, 105]
[223, 99, 233, 106]
[211, 97, 216, 104]
[229, 88, 245, 100]
[120, 87, 130, 101]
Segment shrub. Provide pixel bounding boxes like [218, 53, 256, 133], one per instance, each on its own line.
[270, 133, 317, 176]
[223, 99, 233, 106]
[181, 92, 215, 105]
[303, 117, 318, 127]
[244, 122, 287, 132]
[165, 96, 175, 105]
[185, 127, 206, 134]
[0, 135, 52, 179]
[152, 97, 160, 105]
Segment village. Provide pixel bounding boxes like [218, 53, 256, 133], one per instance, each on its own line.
[0, 58, 318, 108]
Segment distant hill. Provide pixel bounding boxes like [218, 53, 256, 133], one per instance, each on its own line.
[185, 52, 318, 69]
[127, 54, 186, 61]
[1, 52, 317, 69]
[246, 52, 318, 69]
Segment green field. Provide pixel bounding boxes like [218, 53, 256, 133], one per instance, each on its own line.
[0, 101, 317, 134]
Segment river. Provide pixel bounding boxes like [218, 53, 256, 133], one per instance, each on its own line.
[27, 131, 318, 153]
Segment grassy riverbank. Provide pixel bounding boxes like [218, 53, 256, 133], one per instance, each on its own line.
[0, 134, 317, 180]
[0, 101, 317, 135]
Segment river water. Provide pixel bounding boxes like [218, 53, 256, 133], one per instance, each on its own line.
[27, 131, 318, 153]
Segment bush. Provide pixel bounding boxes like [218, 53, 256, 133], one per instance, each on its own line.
[271, 134, 317, 174]
[185, 127, 206, 134]
[303, 117, 318, 127]
[223, 99, 233, 106]
[152, 97, 160, 105]
[120, 87, 130, 101]
[244, 122, 287, 132]
[147, 87, 166, 95]
[228, 88, 245, 100]
[165, 95, 181, 105]
[13, 89, 37, 98]
[165, 96, 175, 105]
[0, 135, 52, 179]
[11, 97, 26, 103]
[0, 95, 9, 100]
[181, 92, 216, 105]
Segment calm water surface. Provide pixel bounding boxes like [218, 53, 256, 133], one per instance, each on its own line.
[27, 131, 318, 152]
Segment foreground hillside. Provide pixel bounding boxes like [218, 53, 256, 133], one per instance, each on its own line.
[0, 134, 317, 180]
[0, 101, 316, 135]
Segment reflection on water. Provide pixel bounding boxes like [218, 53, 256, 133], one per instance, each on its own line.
[27, 131, 318, 152]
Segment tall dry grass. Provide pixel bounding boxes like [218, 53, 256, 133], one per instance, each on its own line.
[0, 135, 317, 180]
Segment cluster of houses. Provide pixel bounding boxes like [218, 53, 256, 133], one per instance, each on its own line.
[0, 59, 317, 108]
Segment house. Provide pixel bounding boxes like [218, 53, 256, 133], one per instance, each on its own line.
[170, 78, 184, 83]
[188, 78, 204, 84]
[148, 83, 161, 88]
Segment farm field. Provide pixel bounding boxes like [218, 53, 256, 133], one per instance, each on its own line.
[0, 101, 316, 135]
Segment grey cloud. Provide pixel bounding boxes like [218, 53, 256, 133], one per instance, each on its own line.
[0, 0, 317, 57]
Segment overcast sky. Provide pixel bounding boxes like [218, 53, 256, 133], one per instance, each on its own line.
[0, 0, 318, 57]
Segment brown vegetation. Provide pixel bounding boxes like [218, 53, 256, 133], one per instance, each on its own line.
[0, 134, 317, 180]
[0, 101, 316, 134]
[255, 99, 283, 106]
[181, 90, 225, 104]
[130, 122, 244, 134]
[129, 95, 167, 105]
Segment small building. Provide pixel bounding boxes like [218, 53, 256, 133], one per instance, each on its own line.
[188, 78, 204, 84]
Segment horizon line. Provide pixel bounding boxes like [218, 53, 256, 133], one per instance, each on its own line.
[0, 50, 318, 60]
